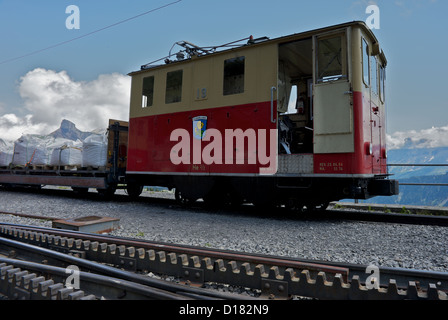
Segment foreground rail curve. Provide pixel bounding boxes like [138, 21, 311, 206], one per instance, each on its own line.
[0, 223, 447, 300]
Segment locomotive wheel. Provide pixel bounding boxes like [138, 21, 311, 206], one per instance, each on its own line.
[202, 192, 222, 207]
[253, 198, 278, 212]
[127, 184, 143, 199]
[202, 186, 239, 207]
[304, 201, 329, 212]
[228, 192, 244, 207]
[316, 201, 330, 211]
[285, 198, 305, 212]
[175, 189, 195, 206]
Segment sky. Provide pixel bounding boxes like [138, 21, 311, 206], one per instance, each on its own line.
[0, 0, 447, 149]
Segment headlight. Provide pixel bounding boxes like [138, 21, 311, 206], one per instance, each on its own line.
[365, 142, 372, 155]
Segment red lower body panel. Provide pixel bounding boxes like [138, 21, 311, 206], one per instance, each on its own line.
[128, 92, 388, 177]
[127, 101, 277, 175]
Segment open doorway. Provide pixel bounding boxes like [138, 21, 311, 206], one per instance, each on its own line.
[277, 38, 313, 155]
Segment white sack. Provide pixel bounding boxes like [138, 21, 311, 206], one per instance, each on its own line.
[12, 135, 50, 166]
[50, 144, 82, 166]
[0, 152, 12, 167]
[0, 149, 13, 167]
[0, 140, 13, 166]
[82, 134, 107, 167]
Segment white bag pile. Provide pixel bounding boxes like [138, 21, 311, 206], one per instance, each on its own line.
[81, 133, 108, 167]
[6, 130, 108, 168]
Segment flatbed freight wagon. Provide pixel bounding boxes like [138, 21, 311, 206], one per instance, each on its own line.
[0, 120, 129, 196]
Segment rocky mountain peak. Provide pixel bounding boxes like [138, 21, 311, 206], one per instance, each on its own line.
[49, 119, 91, 141]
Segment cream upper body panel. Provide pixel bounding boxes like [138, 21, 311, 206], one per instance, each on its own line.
[129, 21, 386, 121]
[129, 43, 278, 119]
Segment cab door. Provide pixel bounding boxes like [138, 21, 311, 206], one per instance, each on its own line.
[313, 29, 354, 154]
[363, 37, 384, 174]
[369, 55, 382, 173]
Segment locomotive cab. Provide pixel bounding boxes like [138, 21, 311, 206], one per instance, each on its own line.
[274, 24, 398, 207]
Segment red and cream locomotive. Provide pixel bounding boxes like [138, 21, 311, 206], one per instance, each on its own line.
[125, 21, 399, 210]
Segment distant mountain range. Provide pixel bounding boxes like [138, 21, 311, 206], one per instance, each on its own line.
[362, 147, 448, 207]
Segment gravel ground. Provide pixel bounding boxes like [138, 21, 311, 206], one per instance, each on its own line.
[0, 186, 447, 273]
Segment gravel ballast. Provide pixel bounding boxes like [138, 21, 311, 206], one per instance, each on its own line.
[0, 187, 447, 273]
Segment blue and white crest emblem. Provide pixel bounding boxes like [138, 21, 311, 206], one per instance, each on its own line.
[192, 116, 207, 140]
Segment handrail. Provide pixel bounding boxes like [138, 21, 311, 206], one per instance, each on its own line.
[270, 86, 277, 124]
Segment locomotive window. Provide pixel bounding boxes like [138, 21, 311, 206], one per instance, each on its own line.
[362, 38, 370, 86]
[371, 56, 378, 96]
[223, 56, 245, 95]
[165, 70, 183, 104]
[316, 35, 346, 83]
[142, 76, 154, 108]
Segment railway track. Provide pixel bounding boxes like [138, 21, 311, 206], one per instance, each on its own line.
[3, 186, 448, 228]
[319, 208, 448, 227]
[0, 222, 447, 301]
[5, 185, 448, 227]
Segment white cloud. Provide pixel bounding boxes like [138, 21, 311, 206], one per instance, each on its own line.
[387, 125, 448, 150]
[0, 68, 130, 142]
[0, 113, 50, 143]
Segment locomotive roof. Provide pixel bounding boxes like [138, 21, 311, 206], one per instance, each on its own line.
[129, 21, 381, 76]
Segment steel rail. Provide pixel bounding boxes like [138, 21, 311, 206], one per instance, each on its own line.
[1, 223, 447, 300]
[323, 209, 448, 227]
[0, 222, 349, 277]
[2, 200, 448, 228]
[0, 260, 96, 300]
[0, 257, 190, 300]
[0, 236, 250, 300]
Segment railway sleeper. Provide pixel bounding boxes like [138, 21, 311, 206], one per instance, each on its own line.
[1, 226, 447, 300]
